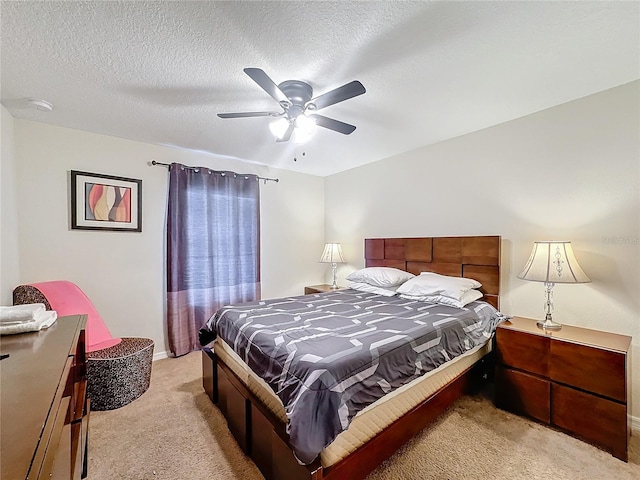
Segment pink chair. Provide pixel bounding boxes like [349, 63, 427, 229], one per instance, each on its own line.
[13, 281, 154, 410]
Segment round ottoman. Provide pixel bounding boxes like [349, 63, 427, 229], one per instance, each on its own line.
[87, 337, 154, 411]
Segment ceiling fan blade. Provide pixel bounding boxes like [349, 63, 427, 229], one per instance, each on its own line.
[311, 114, 357, 135]
[218, 111, 277, 118]
[244, 68, 290, 106]
[309, 81, 366, 110]
[276, 122, 295, 142]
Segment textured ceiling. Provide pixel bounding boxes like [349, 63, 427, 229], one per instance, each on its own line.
[2, 1, 639, 177]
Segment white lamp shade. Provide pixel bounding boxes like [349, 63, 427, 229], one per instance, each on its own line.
[269, 118, 290, 139]
[518, 241, 590, 284]
[320, 243, 346, 264]
[295, 114, 316, 135]
[269, 115, 316, 143]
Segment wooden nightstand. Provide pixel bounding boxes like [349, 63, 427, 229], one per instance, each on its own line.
[494, 316, 631, 461]
[304, 284, 344, 295]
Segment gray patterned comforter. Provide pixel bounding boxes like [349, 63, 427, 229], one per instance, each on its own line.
[201, 289, 502, 464]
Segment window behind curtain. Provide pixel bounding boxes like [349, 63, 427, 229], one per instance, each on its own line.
[166, 163, 260, 356]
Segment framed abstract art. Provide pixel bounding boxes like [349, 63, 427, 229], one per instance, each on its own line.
[71, 170, 142, 232]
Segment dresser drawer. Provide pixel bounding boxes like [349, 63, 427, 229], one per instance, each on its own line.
[552, 383, 628, 461]
[550, 341, 626, 402]
[40, 395, 72, 479]
[495, 327, 549, 377]
[495, 365, 550, 423]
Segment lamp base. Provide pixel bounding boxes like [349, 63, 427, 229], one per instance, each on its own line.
[537, 282, 561, 330]
[330, 262, 339, 290]
[536, 319, 562, 330]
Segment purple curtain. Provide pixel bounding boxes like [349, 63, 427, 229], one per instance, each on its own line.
[166, 163, 260, 356]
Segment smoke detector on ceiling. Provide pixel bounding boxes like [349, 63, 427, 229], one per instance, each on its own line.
[27, 98, 54, 112]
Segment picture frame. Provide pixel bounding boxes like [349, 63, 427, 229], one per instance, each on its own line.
[71, 170, 142, 232]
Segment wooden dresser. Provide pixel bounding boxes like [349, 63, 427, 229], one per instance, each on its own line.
[1, 315, 89, 479]
[495, 316, 631, 461]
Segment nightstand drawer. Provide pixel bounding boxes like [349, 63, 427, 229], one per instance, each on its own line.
[552, 383, 628, 461]
[495, 327, 549, 377]
[550, 341, 626, 403]
[495, 365, 550, 423]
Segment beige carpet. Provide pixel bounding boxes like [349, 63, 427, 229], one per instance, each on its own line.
[88, 352, 639, 480]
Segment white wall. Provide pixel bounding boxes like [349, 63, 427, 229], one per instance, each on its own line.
[260, 168, 326, 299]
[0, 106, 20, 305]
[11, 120, 325, 357]
[325, 81, 640, 418]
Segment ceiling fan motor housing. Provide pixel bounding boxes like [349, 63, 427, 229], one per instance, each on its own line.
[278, 80, 313, 116]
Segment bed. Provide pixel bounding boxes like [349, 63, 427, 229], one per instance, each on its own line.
[200, 235, 502, 480]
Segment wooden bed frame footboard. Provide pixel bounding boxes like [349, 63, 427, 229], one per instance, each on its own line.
[202, 346, 493, 480]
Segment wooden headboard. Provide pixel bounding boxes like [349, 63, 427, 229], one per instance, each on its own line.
[365, 235, 501, 309]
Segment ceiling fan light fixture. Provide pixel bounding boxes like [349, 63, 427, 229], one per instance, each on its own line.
[295, 114, 316, 136]
[293, 114, 316, 144]
[269, 117, 291, 139]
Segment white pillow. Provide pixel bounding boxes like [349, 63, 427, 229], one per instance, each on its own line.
[399, 289, 483, 308]
[348, 282, 399, 297]
[396, 272, 481, 299]
[345, 267, 415, 288]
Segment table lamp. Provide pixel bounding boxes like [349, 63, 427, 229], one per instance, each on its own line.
[518, 241, 590, 330]
[320, 243, 346, 289]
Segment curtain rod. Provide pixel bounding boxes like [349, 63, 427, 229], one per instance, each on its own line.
[150, 160, 279, 183]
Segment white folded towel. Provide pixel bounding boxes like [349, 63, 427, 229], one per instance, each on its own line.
[0, 303, 46, 324]
[0, 310, 57, 335]
[36, 310, 58, 329]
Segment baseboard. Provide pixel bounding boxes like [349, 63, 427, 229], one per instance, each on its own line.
[632, 414, 640, 435]
[153, 350, 203, 361]
[153, 350, 169, 361]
